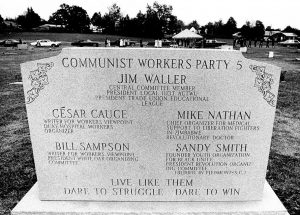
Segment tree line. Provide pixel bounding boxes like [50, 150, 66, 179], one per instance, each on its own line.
[0, 2, 299, 39]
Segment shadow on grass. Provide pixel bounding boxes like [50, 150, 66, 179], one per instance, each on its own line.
[0, 137, 36, 215]
[267, 152, 300, 215]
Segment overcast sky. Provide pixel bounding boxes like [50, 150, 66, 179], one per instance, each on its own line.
[1, 0, 299, 30]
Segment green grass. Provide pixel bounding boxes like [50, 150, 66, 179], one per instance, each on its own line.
[267, 153, 300, 212]
[0, 32, 151, 43]
[0, 33, 300, 215]
[0, 46, 62, 214]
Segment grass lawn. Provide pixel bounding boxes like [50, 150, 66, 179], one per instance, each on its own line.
[0, 32, 152, 44]
[0, 33, 299, 215]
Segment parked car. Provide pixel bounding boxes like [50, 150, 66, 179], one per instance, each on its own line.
[30, 39, 61, 47]
[204, 39, 227, 48]
[111, 39, 136, 47]
[0, 39, 22, 47]
[147, 39, 171, 47]
[195, 39, 227, 48]
[71, 39, 101, 47]
[170, 41, 179, 48]
[162, 39, 172, 47]
[278, 39, 300, 48]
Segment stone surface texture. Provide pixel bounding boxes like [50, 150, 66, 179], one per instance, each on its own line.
[21, 48, 281, 201]
[12, 181, 289, 215]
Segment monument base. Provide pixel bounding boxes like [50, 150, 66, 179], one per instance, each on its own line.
[12, 181, 289, 215]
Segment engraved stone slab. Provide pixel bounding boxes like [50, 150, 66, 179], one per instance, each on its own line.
[21, 48, 281, 201]
[11, 181, 289, 215]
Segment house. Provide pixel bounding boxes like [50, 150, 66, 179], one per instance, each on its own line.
[32, 24, 65, 32]
[190, 27, 197, 33]
[173, 29, 202, 47]
[3, 20, 22, 31]
[232, 32, 242, 39]
[90, 24, 103, 33]
[264, 30, 281, 41]
[281, 32, 298, 40]
[268, 32, 298, 42]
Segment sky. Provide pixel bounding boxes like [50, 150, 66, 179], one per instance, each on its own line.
[1, 0, 299, 30]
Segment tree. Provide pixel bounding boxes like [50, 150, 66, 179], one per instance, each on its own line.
[69, 6, 90, 32]
[153, 1, 178, 36]
[48, 4, 70, 26]
[0, 15, 4, 32]
[135, 10, 146, 33]
[224, 17, 237, 38]
[101, 3, 122, 34]
[129, 11, 146, 36]
[108, 3, 121, 22]
[98, 2, 179, 37]
[283, 26, 293, 32]
[240, 20, 265, 40]
[283, 26, 300, 35]
[203, 22, 214, 37]
[266, 26, 272, 31]
[49, 4, 90, 32]
[101, 14, 115, 34]
[176, 19, 185, 31]
[213, 20, 225, 37]
[253, 20, 265, 39]
[167, 15, 180, 35]
[91, 12, 102, 27]
[119, 15, 132, 36]
[187, 20, 200, 30]
[142, 1, 177, 38]
[16, 7, 41, 30]
[144, 4, 163, 38]
[241, 21, 252, 39]
[202, 19, 235, 38]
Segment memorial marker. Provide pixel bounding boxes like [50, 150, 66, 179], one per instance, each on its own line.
[21, 48, 281, 201]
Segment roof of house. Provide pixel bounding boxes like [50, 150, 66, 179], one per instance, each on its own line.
[267, 31, 298, 37]
[265, 30, 281, 36]
[232, 32, 242, 38]
[173, 29, 202, 39]
[38, 24, 65, 28]
[189, 27, 197, 33]
[3, 20, 20, 28]
[282, 32, 298, 37]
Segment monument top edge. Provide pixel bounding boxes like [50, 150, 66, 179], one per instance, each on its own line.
[61, 47, 241, 52]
